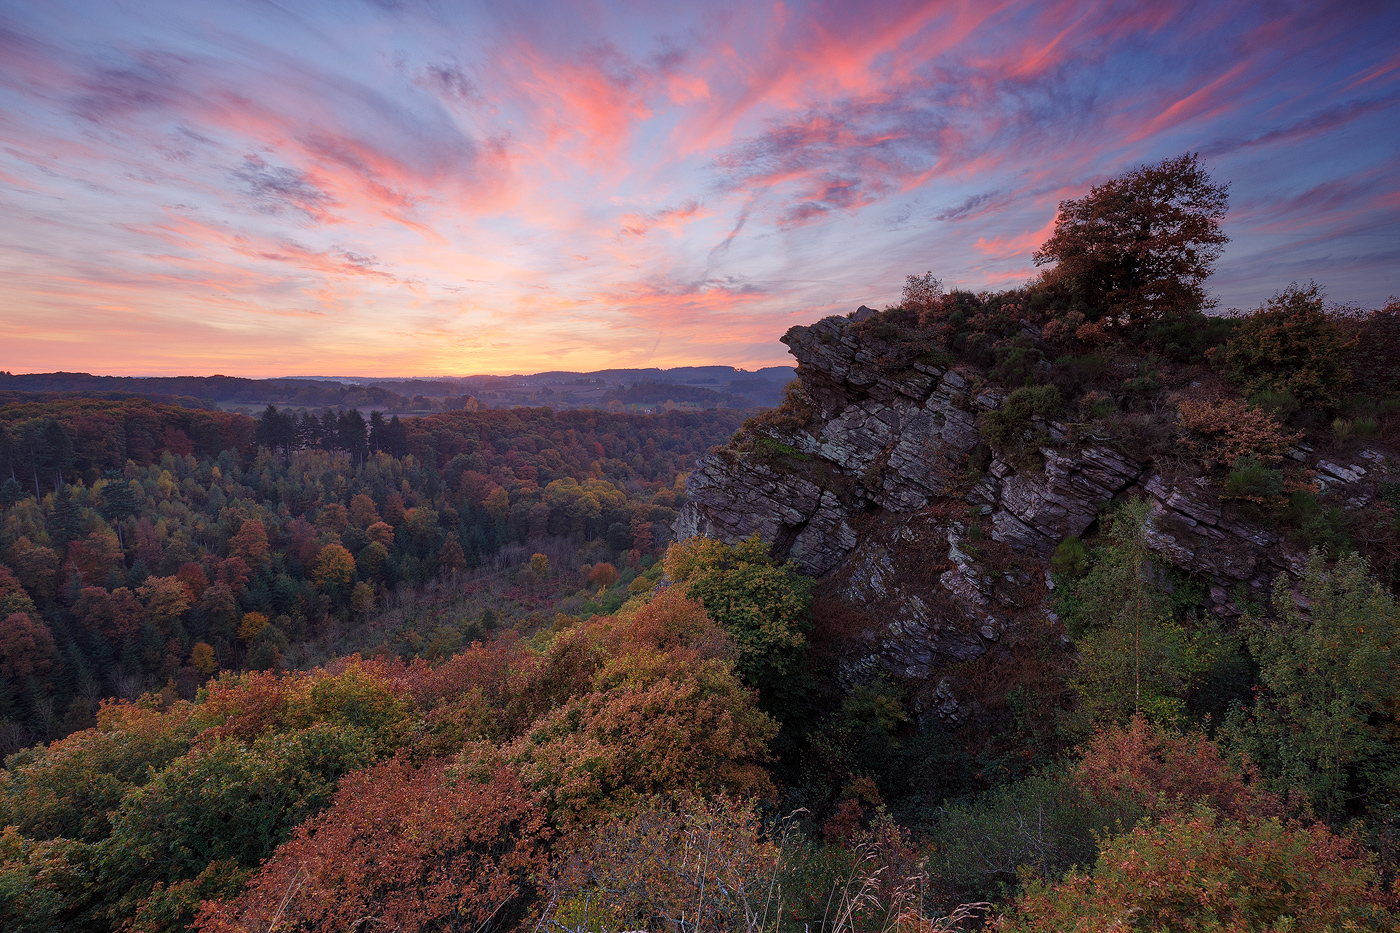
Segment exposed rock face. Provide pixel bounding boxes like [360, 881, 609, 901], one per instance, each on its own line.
[672, 456, 857, 576]
[674, 311, 1396, 713]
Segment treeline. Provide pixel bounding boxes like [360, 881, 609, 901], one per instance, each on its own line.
[602, 382, 760, 409]
[0, 397, 255, 495]
[0, 372, 417, 410]
[0, 397, 746, 754]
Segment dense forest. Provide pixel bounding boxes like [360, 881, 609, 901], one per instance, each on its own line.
[2, 154, 1399, 932]
[0, 396, 744, 752]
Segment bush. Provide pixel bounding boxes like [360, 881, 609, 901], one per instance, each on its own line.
[1281, 490, 1349, 553]
[922, 768, 1111, 904]
[1051, 537, 1088, 578]
[196, 760, 550, 933]
[1074, 715, 1281, 822]
[979, 385, 1062, 453]
[1218, 282, 1356, 408]
[997, 808, 1397, 932]
[1222, 456, 1284, 502]
[1175, 395, 1299, 468]
[1341, 298, 1400, 397]
[545, 795, 777, 933]
[663, 535, 814, 708]
[1132, 312, 1234, 363]
[1248, 388, 1299, 420]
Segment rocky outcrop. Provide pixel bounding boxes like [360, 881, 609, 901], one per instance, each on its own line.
[672, 455, 857, 576]
[674, 310, 1398, 714]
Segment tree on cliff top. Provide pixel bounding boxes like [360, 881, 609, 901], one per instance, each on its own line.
[1034, 153, 1229, 329]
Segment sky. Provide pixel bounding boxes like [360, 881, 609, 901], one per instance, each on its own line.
[1, 1, 1397, 377]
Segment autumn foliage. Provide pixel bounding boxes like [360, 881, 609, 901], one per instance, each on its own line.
[1174, 395, 1300, 467]
[196, 759, 550, 933]
[3, 157, 1400, 933]
[1074, 715, 1281, 822]
[997, 809, 1395, 932]
[1034, 152, 1229, 328]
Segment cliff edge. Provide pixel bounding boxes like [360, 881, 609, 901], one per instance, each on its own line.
[676, 308, 1397, 722]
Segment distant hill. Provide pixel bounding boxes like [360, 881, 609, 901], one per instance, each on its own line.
[600, 382, 759, 410]
[0, 364, 795, 413]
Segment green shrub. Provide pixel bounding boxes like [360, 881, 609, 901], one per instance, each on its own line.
[921, 768, 1116, 904]
[1282, 490, 1349, 554]
[1133, 313, 1234, 363]
[979, 385, 1062, 452]
[1248, 388, 1299, 420]
[1222, 456, 1284, 502]
[1051, 537, 1088, 578]
[992, 342, 1045, 387]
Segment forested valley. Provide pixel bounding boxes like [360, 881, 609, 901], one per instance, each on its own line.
[2, 155, 1399, 933]
[0, 398, 740, 751]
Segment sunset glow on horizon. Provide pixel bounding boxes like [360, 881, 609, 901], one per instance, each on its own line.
[1, 1, 1397, 377]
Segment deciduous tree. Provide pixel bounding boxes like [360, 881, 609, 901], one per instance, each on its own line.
[1034, 153, 1229, 328]
[1223, 551, 1400, 820]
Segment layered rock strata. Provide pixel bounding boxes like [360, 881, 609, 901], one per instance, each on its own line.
[675, 312, 1396, 715]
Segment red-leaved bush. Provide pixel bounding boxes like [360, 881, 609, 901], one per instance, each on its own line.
[1175, 395, 1299, 467]
[1074, 714, 1282, 821]
[195, 758, 550, 933]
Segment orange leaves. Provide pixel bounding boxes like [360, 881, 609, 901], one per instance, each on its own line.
[347, 493, 380, 528]
[71, 585, 142, 640]
[0, 612, 56, 683]
[136, 574, 192, 630]
[235, 612, 268, 643]
[65, 529, 122, 585]
[1074, 715, 1281, 822]
[998, 810, 1397, 932]
[0, 564, 37, 618]
[227, 518, 268, 569]
[546, 795, 779, 933]
[195, 758, 550, 933]
[600, 585, 737, 664]
[1033, 153, 1229, 329]
[310, 543, 354, 589]
[190, 642, 217, 677]
[499, 648, 776, 827]
[587, 560, 619, 588]
[364, 520, 394, 548]
[1175, 395, 1300, 467]
[998, 717, 1396, 930]
[197, 660, 410, 749]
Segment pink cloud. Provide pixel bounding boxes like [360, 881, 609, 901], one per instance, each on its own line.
[617, 200, 711, 238]
[973, 216, 1056, 259]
